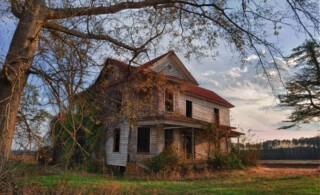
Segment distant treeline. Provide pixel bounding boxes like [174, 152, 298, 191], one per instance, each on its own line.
[257, 136, 320, 160]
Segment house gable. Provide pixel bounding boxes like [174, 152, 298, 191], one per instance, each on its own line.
[140, 51, 199, 85]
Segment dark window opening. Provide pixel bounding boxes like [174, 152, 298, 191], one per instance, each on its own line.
[214, 108, 220, 125]
[165, 89, 174, 112]
[137, 127, 150, 153]
[165, 129, 174, 147]
[186, 100, 192, 118]
[165, 63, 173, 71]
[113, 128, 120, 152]
[183, 133, 193, 158]
[113, 91, 122, 113]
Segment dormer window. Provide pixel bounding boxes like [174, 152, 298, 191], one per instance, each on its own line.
[165, 89, 174, 112]
[165, 63, 173, 71]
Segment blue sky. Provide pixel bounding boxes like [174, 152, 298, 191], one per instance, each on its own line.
[176, 33, 320, 141]
[1, 5, 319, 143]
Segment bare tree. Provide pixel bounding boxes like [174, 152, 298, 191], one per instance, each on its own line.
[14, 84, 49, 151]
[0, 0, 319, 159]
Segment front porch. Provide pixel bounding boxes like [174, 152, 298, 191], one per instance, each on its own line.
[128, 114, 243, 164]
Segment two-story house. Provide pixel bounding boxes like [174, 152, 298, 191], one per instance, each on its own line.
[86, 51, 243, 167]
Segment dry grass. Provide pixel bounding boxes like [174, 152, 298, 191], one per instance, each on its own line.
[245, 167, 319, 177]
[129, 166, 319, 181]
[13, 164, 320, 194]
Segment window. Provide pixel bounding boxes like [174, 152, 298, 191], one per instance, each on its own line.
[137, 127, 150, 153]
[186, 100, 192, 117]
[165, 63, 173, 71]
[113, 128, 120, 152]
[165, 89, 174, 112]
[113, 91, 122, 112]
[214, 108, 220, 125]
[165, 129, 173, 147]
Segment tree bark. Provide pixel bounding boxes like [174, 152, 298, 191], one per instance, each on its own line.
[0, 1, 45, 158]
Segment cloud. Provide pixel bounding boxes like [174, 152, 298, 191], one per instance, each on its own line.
[222, 80, 269, 101]
[202, 70, 216, 76]
[243, 54, 258, 62]
[224, 66, 248, 79]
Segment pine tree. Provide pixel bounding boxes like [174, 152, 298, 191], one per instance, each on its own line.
[278, 41, 320, 129]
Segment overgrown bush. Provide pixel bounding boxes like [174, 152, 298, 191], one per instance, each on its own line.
[145, 146, 188, 173]
[207, 151, 243, 170]
[0, 158, 18, 194]
[239, 148, 259, 166]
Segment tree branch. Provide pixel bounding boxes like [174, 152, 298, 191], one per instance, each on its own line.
[44, 22, 138, 52]
[10, 0, 23, 18]
[45, 0, 175, 20]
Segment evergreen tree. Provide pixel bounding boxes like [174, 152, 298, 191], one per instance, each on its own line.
[278, 41, 320, 129]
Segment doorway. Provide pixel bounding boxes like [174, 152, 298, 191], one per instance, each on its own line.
[183, 133, 193, 158]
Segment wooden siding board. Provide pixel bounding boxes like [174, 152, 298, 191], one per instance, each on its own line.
[128, 125, 165, 163]
[179, 94, 231, 126]
[106, 121, 129, 166]
[151, 59, 186, 80]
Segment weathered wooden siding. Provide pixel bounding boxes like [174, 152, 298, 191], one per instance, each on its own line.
[150, 58, 186, 80]
[128, 125, 165, 163]
[105, 121, 130, 166]
[179, 94, 231, 126]
[194, 131, 208, 159]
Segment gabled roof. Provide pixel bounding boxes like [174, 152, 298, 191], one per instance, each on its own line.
[107, 58, 135, 74]
[139, 51, 174, 69]
[185, 86, 234, 108]
[139, 51, 199, 85]
[90, 52, 234, 109]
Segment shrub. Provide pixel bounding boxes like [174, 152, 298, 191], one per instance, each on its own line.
[145, 146, 186, 173]
[207, 151, 243, 170]
[0, 158, 18, 194]
[239, 149, 259, 166]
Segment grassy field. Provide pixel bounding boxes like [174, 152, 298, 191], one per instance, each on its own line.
[15, 166, 320, 194]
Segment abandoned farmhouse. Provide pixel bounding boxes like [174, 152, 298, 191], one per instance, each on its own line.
[85, 51, 243, 167]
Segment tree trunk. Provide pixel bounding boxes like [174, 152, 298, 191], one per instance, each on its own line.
[0, 2, 45, 159]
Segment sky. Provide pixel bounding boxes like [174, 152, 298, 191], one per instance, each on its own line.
[0, 3, 319, 143]
[177, 40, 319, 142]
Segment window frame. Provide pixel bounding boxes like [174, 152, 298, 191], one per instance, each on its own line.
[113, 128, 121, 153]
[137, 127, 150, 153]
[165, 129, 174, 148]
[186, 100, 192, 118]
[214, 108, 220, 125]
[165, 89, 174, 112]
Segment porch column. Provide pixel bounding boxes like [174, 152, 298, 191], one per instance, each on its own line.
[237, 136, 240, 154]
[192, 128, 195, 164]
[225, 136, 229, 152]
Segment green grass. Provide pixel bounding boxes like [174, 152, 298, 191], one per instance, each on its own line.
[18, 172, 320, 194]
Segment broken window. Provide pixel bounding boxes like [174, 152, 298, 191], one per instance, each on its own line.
[186, 100, 192, 118]
[113, 128, 120, 152]
[214, 108, 220, 125]
[137, 127, 150, 153]
[165, 89, 174, 112]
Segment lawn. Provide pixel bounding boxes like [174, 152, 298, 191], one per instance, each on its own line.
[16, 167, 320, 194]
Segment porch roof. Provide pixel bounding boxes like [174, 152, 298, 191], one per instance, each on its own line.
[133, 114, 243, 137]
[133, 114, 207, 128]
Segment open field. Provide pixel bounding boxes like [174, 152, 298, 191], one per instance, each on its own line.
[260, 160, 320, 168]
[14, 166, 320, 195]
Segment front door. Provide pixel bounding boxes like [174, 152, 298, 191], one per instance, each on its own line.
[183, 133, 193, 158]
